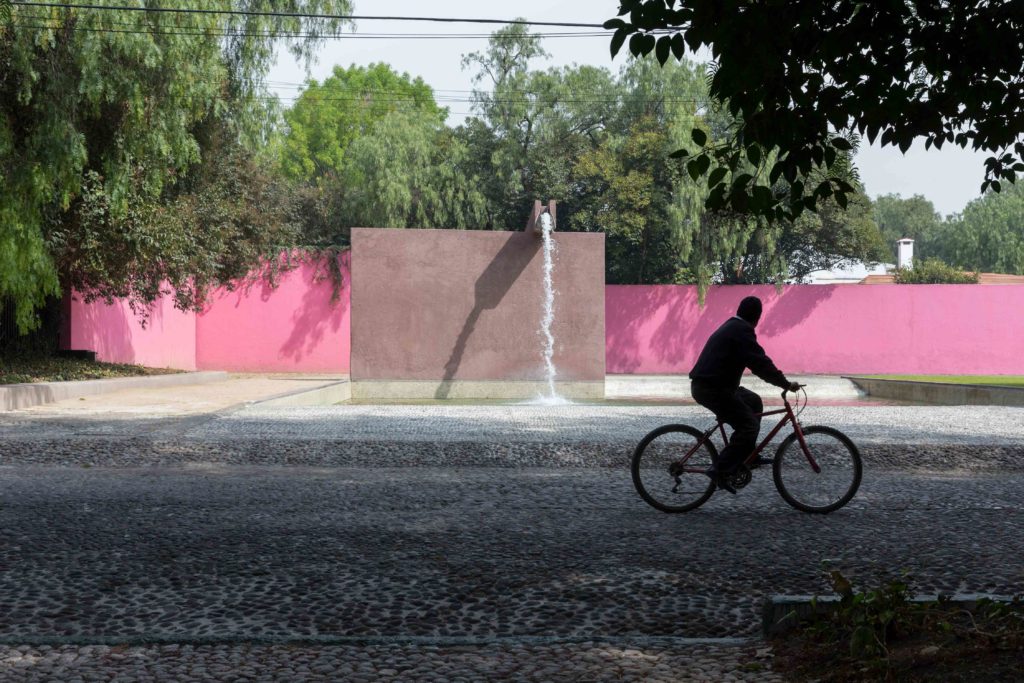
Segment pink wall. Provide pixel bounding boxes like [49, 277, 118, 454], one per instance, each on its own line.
[67, 292, 197, 370]
[195, 253, 351, 373]
[606, 284, 1024, 375]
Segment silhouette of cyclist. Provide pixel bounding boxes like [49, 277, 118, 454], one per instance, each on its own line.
[688, 296, 801, 494]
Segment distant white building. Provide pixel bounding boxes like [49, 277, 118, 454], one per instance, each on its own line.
[803, 260, 892, 284]
[802, 238, 912, 284]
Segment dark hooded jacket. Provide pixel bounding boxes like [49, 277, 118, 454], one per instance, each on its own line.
[688, 317, 789, 390]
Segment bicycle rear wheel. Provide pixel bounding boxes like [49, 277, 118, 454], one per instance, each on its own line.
[631, 424, 718, 513]
[773, 425, 862, 513]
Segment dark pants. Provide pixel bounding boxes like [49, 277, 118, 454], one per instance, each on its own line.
[690, 380, 763, 472]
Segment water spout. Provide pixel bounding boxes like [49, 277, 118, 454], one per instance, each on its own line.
[534, 211, 571, 405]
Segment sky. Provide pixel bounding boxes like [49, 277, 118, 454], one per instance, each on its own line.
[267, 0, 989, 218]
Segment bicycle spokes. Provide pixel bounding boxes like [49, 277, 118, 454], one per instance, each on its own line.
[773, 426, 862, 513]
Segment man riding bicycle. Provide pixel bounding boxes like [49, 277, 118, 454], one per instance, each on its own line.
[689, 296, 801, 494]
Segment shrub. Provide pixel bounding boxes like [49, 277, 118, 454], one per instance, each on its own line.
[892, 258, 979, 284]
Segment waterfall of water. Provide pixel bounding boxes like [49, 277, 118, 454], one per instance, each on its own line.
[538, 212, 568, 403]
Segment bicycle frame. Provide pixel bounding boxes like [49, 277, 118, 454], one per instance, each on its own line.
[680, 390, 822, 474]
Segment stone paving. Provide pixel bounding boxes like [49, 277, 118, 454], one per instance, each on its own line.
[1, 401, 1023, 680]
[0, 642, 780, 682]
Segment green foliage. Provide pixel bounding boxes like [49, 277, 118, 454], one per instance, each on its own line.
[450, 27, 885, 290]
[281, 66, 486, 241]
[335, 111, 487, 230]
[777, 569, 1024, 680]
[892, 258, 978, 284]
[46, 123, 302, 321]
[606, 1, 1024, 222]
[571, 118, 680, 284]
[0, 0, 352, 331]
[281, 63, 444, 182]
[874, 194, 943, 249]
[931, 182, 1024, 275]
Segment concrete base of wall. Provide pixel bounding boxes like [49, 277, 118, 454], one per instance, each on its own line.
[607, 375, 864, 400]
[0, 371, 229, 411]
[847, 377, 1024, 406]
[351, 380, 605, 401]
[252, 381, 352, 407]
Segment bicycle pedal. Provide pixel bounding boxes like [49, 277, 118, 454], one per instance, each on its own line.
[751, 457, 773, 468]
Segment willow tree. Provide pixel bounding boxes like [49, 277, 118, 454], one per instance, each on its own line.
[0, 1, 352, 332]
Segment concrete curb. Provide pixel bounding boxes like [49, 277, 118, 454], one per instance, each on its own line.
[0, 634, 751, 647]
[0, 371, 229, 412]
[763, 593, 1018, 637]
[847, 376, 1024, 406]
[249, 380, 351, 407]
[606, 375, 865, 400]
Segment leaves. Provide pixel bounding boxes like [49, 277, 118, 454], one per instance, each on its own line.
[605, 0, 1024, 221]
[0, 0, 354, 330]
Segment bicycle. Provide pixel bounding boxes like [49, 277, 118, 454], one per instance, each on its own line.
[631, 386, 862, 514]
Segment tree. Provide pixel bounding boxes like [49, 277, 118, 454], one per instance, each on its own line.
[280, 63, 444, 182]
[606, 1, 1024, 221]
[460, 23, 553, 229]
[571, 118, 680, 284]
[873, 194, 943, 256]
[932, 182, 1024, 275]
[0, 1, 352, 332]
[48, 128, 300, 317]
[333, 111, 487, 230]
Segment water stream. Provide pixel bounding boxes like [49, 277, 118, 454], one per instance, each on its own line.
[535, 212, 570, 405]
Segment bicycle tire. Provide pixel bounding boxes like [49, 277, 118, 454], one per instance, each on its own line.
[772, 425, 862, 514]
[631, 424, 718, 513]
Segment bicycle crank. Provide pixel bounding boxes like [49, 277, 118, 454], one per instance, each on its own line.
[727, 465, 752, 490]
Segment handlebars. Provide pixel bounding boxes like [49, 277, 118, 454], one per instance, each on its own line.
[781, 383, 807, 398]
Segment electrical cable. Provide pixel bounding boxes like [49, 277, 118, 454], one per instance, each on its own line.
[10, 1, 607, 28]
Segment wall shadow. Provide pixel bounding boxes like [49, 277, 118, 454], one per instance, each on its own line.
[279, 253, 351, 366]
[71, 294, 138, 364]
[435, 233, 540, 398]
[607, 285, 843, 375]
[757, 285, 838, 338]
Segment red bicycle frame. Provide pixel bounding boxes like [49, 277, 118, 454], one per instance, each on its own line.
[681, 390, 822, 474]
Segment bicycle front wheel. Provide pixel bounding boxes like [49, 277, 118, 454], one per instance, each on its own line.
[631, 424, 718, 513]
[773, 425, 862, 514]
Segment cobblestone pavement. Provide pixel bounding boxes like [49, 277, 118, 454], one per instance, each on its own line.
[4, 403, 1024, 446]
[0, 642, 780, 682]
[1, 403, 1022, 680]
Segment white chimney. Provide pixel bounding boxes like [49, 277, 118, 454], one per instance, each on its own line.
[897, 238, 914, 269]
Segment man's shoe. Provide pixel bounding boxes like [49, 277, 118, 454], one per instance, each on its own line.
[749, 457, 773, 469]
[703, 468, 737, 495]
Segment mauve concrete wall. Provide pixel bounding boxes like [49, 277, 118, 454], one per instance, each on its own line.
[606, 284, 1024, 375]
[68, 292, 197, 370]
[351, 228, 605, 382]
[196, 254, 351, 373]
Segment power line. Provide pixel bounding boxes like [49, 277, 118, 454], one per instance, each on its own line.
[11, 2, 606, 28]
[13, 21, 613, 40]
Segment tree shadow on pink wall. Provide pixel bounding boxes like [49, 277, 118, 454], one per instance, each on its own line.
[757, 285, 837, 339]
[436, 233, 540, 399]
[72, 294, 140, 364]
[607, 285, 839, 374]
[279, 254, 351, 367]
